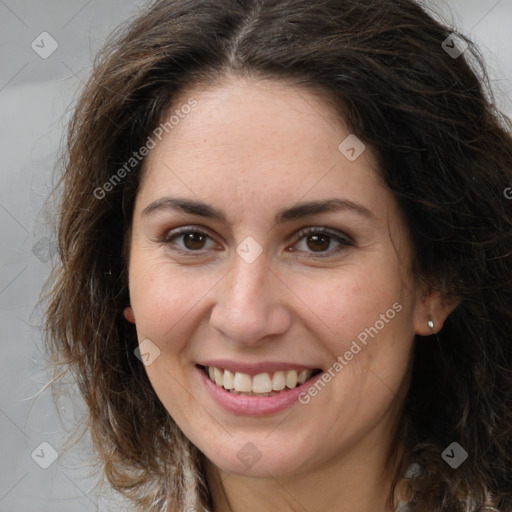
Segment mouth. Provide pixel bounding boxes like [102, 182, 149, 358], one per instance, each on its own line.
[198, 364, 323, 397]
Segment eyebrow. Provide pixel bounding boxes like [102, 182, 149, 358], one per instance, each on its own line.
[142, 196, 376, 224]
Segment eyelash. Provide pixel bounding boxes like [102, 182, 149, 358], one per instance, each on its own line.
[291, 227, 353, 257]
[160, 226, 353, 259]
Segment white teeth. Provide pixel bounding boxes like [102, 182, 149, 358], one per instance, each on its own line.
[285, 370, 298, 388]
[223, 369, 234, 390]
[297, 370, 309, 385]
[233, 372, 252, 392]
[272, 371, 286, 391]
[205, 366, 315, 394]
[252, 373, 272, 393]
[214, 367, 224, 387]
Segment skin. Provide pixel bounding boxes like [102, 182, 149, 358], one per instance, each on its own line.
[126, 77, 456, 512]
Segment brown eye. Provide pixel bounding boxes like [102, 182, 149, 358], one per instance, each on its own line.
[291, 227, 353, 258]
[182, 232, 207, 250]
[163, 228, 217, 253]
[305, 233, 331, 252]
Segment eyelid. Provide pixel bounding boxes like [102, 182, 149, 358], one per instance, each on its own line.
[160, 225, 221, 254]
[289, 226, 354, 258]
[292, 226, 354, 245]
[161, 224, 214, 241]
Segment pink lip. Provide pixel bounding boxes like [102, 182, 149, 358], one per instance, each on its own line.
[197, 365, 324, 416]
[198, 359, 321, 376]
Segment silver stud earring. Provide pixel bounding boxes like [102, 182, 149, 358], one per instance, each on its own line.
[427, 315, 435, 331]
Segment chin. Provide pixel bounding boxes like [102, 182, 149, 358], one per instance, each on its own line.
[203, 438, 314, 479]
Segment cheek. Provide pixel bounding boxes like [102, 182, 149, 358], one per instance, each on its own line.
[128, 257, 212, 349]
[286, 260, 416, 388]
[127, 259, 209, 407]
[290, 264, 406, 337]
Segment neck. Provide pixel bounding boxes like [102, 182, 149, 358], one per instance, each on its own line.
[205, 428, 406, 512]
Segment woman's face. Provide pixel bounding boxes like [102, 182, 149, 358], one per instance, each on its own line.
[128, 78, 433, 479]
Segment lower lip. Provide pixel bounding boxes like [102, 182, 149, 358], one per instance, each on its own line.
[197, 366, 324, 416]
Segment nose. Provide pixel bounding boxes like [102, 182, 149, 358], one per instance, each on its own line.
[209, 249, 292, 346]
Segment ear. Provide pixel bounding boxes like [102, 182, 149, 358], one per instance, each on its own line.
[413, 287, 460, 336]
[123, 306, 136, 324]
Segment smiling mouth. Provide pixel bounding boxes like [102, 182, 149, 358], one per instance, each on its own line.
[199, 365, 323, 397]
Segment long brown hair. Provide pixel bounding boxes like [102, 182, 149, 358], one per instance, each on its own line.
[44, 0, 512, 510]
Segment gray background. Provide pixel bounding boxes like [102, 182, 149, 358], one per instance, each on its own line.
[0, 1, 511, 510]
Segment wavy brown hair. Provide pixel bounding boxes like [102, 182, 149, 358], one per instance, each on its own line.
[44, 0, 512, 510]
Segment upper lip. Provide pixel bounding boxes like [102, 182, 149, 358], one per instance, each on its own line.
[198, 359, 322, 375]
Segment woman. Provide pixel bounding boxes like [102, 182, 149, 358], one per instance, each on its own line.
[44, 0, 512, 510]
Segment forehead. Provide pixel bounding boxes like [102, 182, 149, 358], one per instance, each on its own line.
[136, 78, 386, 220]
[147, 78, 357, 161]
